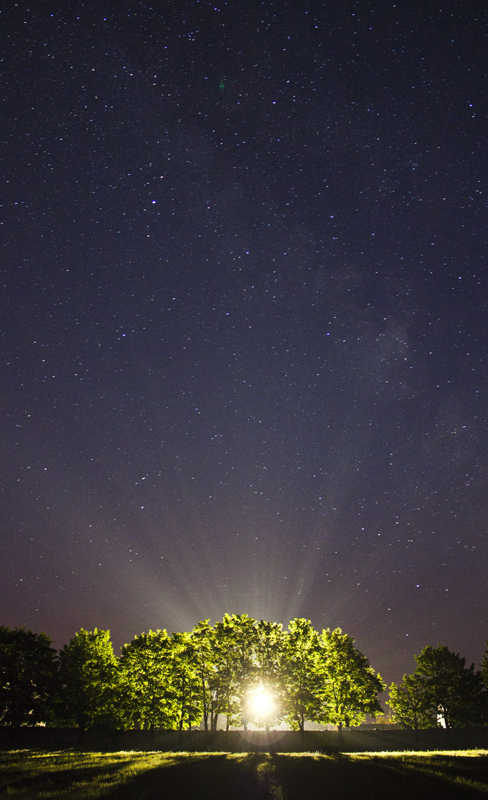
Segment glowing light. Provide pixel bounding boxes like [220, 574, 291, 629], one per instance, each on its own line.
[248, 687, 275, 718]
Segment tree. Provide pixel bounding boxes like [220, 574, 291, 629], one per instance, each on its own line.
[247, 619, 286, 730]
[413, 644, 485, 728]
[281, 619, 321, 732]
[58, 628, 119, 731]
[0, 626, 58, 726]
[210, 614, 257, 730]
[13, 614, 395, 733]
[190, 620, 218, 731]
[233, 619, 287, 731]
[170, 632, 202, 732]
[316, 628, 385, 730]
[388, 673, 434, 735]
[391, 644, 487, 731]
[119, 630, 176, 732]
[253, 620, 285, 692]
[481, 641, 488, 690]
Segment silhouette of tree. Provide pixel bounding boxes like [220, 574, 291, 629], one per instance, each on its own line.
[0, 626, 57, 726]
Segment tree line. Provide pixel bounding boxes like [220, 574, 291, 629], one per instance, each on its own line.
[1, 615, 487, 733]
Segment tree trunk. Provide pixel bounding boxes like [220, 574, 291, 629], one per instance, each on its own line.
[202, 683, 208, 731]
[337, 721, 344, 750]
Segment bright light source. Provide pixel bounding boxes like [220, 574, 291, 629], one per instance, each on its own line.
[249, 688, 275, 718]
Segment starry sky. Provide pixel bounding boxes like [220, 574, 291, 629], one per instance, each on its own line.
[1, 0, 487, 688]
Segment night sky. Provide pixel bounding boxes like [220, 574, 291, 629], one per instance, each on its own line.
[2, 0, 487, 689]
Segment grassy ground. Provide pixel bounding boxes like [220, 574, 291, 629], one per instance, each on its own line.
[1, 748, 487, 798]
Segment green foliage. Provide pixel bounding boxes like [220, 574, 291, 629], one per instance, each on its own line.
[280, 619, 322, 732]
[119, 630, 176, 731]
[18, 618, 488, 736]
[0, 626, 57, 726]
[248, 619, 286, 729]
[170, 631, 203, 731]
[210, 613, 258, 730]
[414, 644, 486, 728]
[388, 644, 487, 731]
[317, 628, 386, 729]
[388, 673, 435, 731]
[190, 619, 219, 731]
[253, 620, 285, 688]
[58, 628, 119, 730]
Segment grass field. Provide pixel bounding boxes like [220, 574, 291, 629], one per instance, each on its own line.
[1, 748, 487, 798]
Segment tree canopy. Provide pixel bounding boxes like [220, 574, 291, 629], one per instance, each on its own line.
[5, 618, 486, 733]
[316, 628, 385, 729]
[388, 644, 487, 730]
[119, 629, 176, 731]
[387, 673, 435, 733]
[58, 628, 119, 731]
[0, 617, 387, 731]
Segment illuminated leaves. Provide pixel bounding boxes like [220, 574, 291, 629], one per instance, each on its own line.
[58, 628, 119, 731]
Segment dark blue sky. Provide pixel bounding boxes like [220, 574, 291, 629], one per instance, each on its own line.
[1, 0, 487, 687]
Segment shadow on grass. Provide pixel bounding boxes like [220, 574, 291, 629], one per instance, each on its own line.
[104, 753, 273, 800]
[3, 751, 488, 799]
[0, 755, 134, 797]
[270, 753, 488, 800]
[374, 753, 488, 794]
[100, 752, 488, 800]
